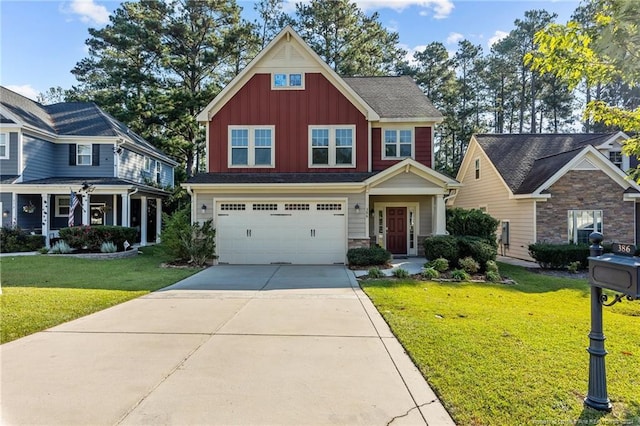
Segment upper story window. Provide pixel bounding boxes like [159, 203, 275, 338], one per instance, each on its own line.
[475, 158, 481, 180]
[77, 144, 92, 166]
[0, 133, 8, 159]
[609, 151, 623, 169]
[144, 156, 152, 172]
[309, 126, 355, 168]
[383, 129, 413, 159]
[156, 161, 161, 184]
[228, 126, 275, 168]
[272, 72, 304, 89]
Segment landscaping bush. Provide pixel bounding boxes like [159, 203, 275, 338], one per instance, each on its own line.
[347, 246, 392, 266]
[457, 236, 497, 271]
[459, 256, 480, 274]
[423, 267, 440, 280]
[451, 269, 471, 281]
[426, 257, 449, 272]
[485, 271, 502, 282]
[447, 207, 499, 247]
[59, 226, 137, 252]
[486, 260, 499, 273]
[367, 267, 383, 278]
[0, 227, 45, 253]
[423, 235, 459, 265]
[393, 268, 410, 278]
[49, 240, 73, 254]
[528, 243, 590, 269]
[100, 241, 118, 253]
[162, 207, 217, 266]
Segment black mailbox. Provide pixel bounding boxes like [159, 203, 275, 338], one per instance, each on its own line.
[589, 253, 640, 300]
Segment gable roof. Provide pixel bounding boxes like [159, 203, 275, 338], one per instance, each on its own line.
[0, 86, 177, 165]
[474, 133, 624, 194]
[341, 76, 442, 122]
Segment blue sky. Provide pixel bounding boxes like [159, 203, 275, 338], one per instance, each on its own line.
[1, 0, 580, 101]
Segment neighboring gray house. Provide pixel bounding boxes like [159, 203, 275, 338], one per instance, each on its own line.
[0, 86, 178, 247]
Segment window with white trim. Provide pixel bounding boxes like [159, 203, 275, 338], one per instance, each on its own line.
[0, 133, 8, 159]
[55, 196, 70, 217]
[475, 158, 480, 180]
[309, 126, 355, 167]
[568, 210, 602, 244]
[383, 129, 413, 159]
[609, 151, 623, 169]
[77, 143, 92, 166]
[272, 72, 304, 89]
[155, 161, 161, 184]
[228, 126, 274, 167]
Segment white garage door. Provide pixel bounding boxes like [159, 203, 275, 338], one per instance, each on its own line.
[216, 200, 346, 264]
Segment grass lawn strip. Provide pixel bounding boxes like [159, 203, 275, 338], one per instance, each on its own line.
[361, 263, 640, 426]
[0, 246, 200, 343]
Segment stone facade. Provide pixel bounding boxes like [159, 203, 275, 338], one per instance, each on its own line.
[348, 238, 372, 250]
[536, 170, 635, 244]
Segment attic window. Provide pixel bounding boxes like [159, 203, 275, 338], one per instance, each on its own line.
[609, 151, 623, 169]
[272, 73, 304, 89]
[475, 158, 480, 180]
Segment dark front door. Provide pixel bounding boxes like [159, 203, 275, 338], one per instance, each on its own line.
[386, 207, 407, 255]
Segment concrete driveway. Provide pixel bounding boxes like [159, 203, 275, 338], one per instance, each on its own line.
[0, 265, 454, 426]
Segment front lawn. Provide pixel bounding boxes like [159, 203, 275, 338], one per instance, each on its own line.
[0, 246, 201, 343]
[361, 263, 640, 425]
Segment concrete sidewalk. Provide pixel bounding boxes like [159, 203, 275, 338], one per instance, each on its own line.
[0, 265, 454, 426]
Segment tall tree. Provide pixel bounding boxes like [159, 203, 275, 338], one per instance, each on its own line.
[293, 0, 405, 76]
[254, 0, 291, 48]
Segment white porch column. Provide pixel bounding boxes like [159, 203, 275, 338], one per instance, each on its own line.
[11, 192, 17, 226]
[155, 198, 162, 243]
[122, 194, 130, 227]
[41, 194, 50, 248]
[140, 196, 148, 246]
[433, 194, 447, 235]
[112, 194, 118, 225]
[82, 194, 90, 225]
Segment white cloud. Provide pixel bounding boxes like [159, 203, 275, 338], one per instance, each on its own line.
[355, 0, 454, 19]
[65, 0, 110, 25]
[446, 32, 464, 45]
[399, 43, 428, 66]
[488, 30, 509, 48]
[6, 85, 39, 101]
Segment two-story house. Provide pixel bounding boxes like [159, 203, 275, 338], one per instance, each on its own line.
[183, 27, 460, 264]
[452, 132, 640, 261]
[0, 86, 178, 247]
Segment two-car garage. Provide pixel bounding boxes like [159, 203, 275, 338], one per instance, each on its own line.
[215, 200, 347, 264]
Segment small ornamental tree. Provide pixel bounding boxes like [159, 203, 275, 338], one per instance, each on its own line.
[162, 207, 216, 266]
[446, 207, 499, 247]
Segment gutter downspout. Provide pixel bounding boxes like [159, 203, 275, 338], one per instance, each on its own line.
[126, 187, 139, 228]
[185, 185, 195, 223]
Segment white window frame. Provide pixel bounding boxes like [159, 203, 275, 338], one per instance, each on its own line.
[271, 72, 305, 90]
[0, 133, 9, 159]
[227, 126, 275, 168]
[308, 125, 356, 168]
[55, 196, 70, 217]
[568, 210, 603, 244]
[155, 161, 161, 184]
[77, 143, 92, 166]
[475, 158, 481, 180]
[144, 156, 151, 172]
[382, 128, 414, 160]
[609, 151, 623, 169]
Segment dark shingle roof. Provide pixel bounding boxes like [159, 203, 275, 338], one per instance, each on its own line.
[0, 87, 56, 132]
[187, 172, 377, 184]
[342, 76, 442, 120]
[0, 175, 19, 184]
[475, 133, 620, 194]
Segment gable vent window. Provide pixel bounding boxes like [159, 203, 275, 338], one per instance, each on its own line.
[253, 203, 278, 211]
[272, 72, 304, 89]
[285, 203, 310, 210]
[220, 203, 246, 211]
[609, 151, 623, 169]
[474, 158, 480, 180]
[317, 203, 342, 211]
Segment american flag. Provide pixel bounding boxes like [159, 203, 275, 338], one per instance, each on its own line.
[68, 191, 80, 227]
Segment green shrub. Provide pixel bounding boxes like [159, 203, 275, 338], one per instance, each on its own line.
[59, 226, 136, 252]
[567, 261, 582, 273]
[347, 246, 392, 266]
[368, 267, 383, 278]
[485, 271, 502, 282]
[457, 236, 497, 271]
[427, 257, 449, 272]
[423, 267, 440, 280]
[0, 227, 45, 253]
[393, 268, 410, 278]
[486, 260, 499, 273]
[162, 207, 217, 266]
[451, 269, 471, 281]
[100, 241, 118, 253]
[459, 256, 480, 274]
[423, 235, 459, 265]
[447, 207, 499, 247]
[49, 240, 73, 254]
[528, 243, 590, 269]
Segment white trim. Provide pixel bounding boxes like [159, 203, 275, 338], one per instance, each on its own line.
[271, 72, 305, 90]
[55, 195, 70, 217]
[228, 125, 276, 168]
[308, 125, 356, 168]
[77, 143, 92, 166]
[378, 117, 443, 123]
[0, 132, 9, 159]
[474, 157, 481, 180]
[374, 202, 420, 256]
[457, 137, 515, 198]
[381, 128, 414, 160]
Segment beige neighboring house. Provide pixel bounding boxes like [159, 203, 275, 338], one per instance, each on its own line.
[451, 132, 640, 261]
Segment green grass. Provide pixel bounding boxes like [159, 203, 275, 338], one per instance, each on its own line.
[361, 263, 640, 426]
[0, 246, 201, 343]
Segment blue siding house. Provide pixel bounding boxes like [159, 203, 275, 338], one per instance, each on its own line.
[0, 86, 178, 246]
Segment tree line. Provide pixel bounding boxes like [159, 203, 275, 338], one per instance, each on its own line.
[40, 0, 638, 181]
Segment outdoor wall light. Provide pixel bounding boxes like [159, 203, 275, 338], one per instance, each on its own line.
[354, 203, 360, 214]
[2, 210, 8, 218]
[201, 204, 207, 214]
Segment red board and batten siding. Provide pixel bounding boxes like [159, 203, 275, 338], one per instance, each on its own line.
[371, 127, 432, 171]
[208, 73, 369, 173]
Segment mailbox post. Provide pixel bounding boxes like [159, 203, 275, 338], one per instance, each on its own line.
[585, 232, 640, 412]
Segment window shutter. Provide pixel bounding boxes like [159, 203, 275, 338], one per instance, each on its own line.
[92, 144, 100, 166]
[69, 144, 76, 166]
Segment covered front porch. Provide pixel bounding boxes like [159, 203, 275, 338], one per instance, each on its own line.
[1, 179, 168, 248]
